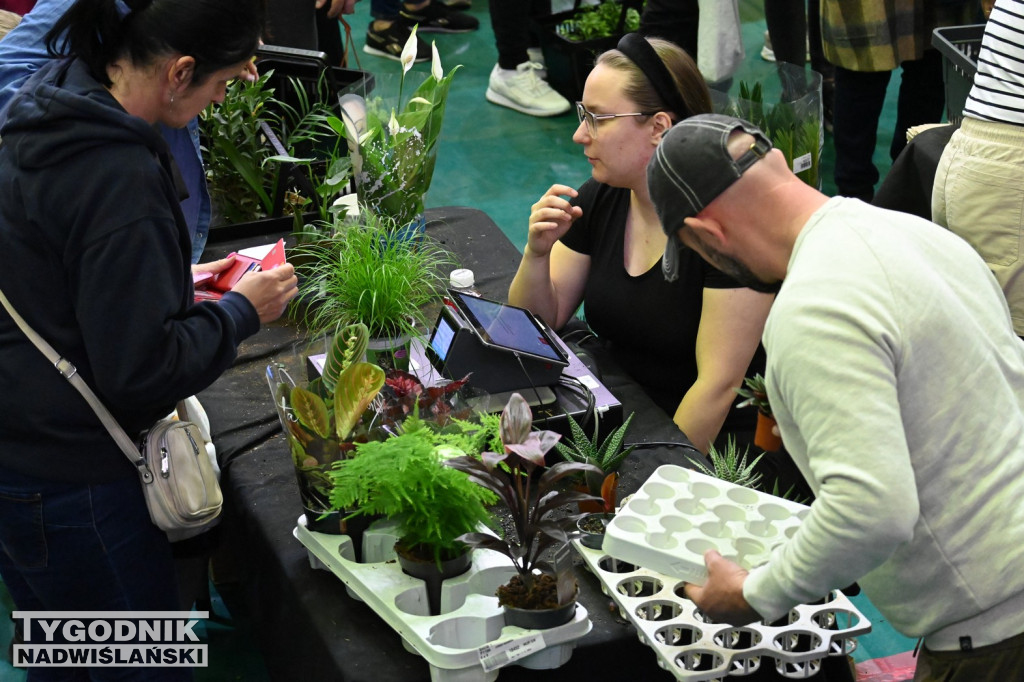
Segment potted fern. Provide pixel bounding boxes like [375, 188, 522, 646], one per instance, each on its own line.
[266, 323, 386, 533]
[327, 414, 497, 615]
[735, 373, 783, 451]
[446, 393, 601, 629]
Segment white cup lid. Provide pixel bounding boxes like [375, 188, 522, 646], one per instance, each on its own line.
[450, 268, 475, 288]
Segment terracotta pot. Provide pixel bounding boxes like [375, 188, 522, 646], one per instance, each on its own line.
[575, 483, 604, 514]
[754, 412, 783, 452]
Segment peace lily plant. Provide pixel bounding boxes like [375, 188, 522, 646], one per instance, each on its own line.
[332, 28, 460, 230]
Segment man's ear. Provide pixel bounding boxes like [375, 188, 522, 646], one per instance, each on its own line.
[684, 214, 728, 248]
[167, 56, 196, 93]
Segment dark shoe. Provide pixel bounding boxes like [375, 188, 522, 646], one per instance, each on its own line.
[441, 0, 471, 8]
[364, 21, 430, 62]
[400, 2, 479, 33]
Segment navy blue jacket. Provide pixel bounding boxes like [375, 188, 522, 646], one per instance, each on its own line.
[0, 58, 258, 482]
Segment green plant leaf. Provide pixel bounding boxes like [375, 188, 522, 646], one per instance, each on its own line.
[290, 386, 330, 439]
[333, 361, 385, 440]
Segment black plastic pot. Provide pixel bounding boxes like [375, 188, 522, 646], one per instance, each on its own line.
[503, 599, 577, 630]
[577, 512, 615, 550]
[395, 543, 472, 616]
[303, 506, 376, 562]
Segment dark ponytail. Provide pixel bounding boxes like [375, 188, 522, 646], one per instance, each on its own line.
[46, 0, 265, 88]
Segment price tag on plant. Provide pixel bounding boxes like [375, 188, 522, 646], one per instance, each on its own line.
[793, 152, 813, 174]
[477, 633, 546, 672]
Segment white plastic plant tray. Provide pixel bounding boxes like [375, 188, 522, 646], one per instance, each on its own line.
[294, 516, 592, 682]
[575, 541, 870, 681]
[602, 464, 811, 585]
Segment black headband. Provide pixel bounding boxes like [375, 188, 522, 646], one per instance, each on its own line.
[616, 33, 692, 122]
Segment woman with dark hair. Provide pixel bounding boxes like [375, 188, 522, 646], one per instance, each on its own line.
[509, 35, 772, 454]
[0, 0, 296, 672]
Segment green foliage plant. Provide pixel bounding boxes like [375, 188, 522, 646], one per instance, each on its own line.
[687, 435, 764, 490]
[333, 33, 460, 229]
[201, 71, 278, 224]
[555, 411, 636, 508]
[293, 212, 454, 341]
[328, 414, 497, 568]
[267, 323, 386, 510]
[446, 394, 602, 607]
[556, 1, 641, 42]
[735, 373, 772, 418]
[728, 77, 821, 189]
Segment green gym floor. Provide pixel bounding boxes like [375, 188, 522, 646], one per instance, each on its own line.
[0, 1, 917, 679]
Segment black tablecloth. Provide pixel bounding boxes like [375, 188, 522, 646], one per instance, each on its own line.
[198, 207, 853, 681]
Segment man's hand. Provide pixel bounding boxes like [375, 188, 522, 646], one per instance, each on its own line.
[191, 255, 236, 276]
[683, 550, 761, 625]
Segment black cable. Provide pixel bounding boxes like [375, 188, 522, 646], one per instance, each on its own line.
[628, 440, 704, 456]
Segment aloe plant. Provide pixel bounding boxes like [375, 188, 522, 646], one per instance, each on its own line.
[735, 373, 772, 417]
[687, 435, 764, 490]
[555, 411, 636, 512]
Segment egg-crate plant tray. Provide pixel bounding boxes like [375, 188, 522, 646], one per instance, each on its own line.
[575, 541, 870, 680]
[574, 464, 871, 680]
[603, 464, 813, 584]
[295, 516, 592, 682]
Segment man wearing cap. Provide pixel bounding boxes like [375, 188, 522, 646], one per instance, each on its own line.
[648, 113, 1024, 680]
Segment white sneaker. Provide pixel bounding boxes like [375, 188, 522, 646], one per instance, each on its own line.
[485, 62, 571, 117]
[526, 47, 547, 79]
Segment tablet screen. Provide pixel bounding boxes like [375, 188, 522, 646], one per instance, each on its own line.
[452, 292, 565, 363]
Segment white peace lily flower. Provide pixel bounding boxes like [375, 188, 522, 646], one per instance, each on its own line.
[400, 26, 418, 74]
[408, 97, 431, 107]
[431, 42, 442, 81]
[388, 110, 399, 136]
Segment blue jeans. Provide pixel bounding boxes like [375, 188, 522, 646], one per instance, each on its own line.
[0, 469, 190, 681]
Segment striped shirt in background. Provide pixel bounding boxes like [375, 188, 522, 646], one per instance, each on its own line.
[965, 0, 1024, 124]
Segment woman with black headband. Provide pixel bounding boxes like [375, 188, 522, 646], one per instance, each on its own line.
[509, 34, 773, 454]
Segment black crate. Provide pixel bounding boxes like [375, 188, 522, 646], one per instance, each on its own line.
[932, 24, 985, 125]
[255, 44, 375, 116]
[532, 0, 642, 102]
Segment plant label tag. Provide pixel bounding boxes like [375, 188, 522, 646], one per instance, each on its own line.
[553, 543, 575, 604]
[793, 153, 812, 174]
[478, 633, 545, 672]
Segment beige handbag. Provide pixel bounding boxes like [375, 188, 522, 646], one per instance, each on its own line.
[0, 289, 222, 542]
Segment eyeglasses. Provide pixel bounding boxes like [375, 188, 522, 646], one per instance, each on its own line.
[575, 101, 657, 138]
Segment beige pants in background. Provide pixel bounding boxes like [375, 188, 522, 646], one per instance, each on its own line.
[933, 117, 1024, 336]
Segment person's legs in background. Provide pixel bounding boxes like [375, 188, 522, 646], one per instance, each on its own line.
[763, 0, 805, 67]
[637, 0, 698, 60]
[832, 66, 891, 201]
[485, 0, 570, 117]
[890, 49, 945, 160]
[365, 0, 476, 62]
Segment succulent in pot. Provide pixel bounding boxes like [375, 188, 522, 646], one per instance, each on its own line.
[555, 411, 636, 513]
[446, 393, 602, 626]
[735, 373, 782, 451]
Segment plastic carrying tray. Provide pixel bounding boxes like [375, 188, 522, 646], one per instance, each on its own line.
[932, 24, 985, 125]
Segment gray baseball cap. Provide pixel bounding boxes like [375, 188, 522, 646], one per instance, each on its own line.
[648, 114, 773, 281]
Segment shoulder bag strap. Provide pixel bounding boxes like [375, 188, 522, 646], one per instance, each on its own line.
[0, 288, 156, 483]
